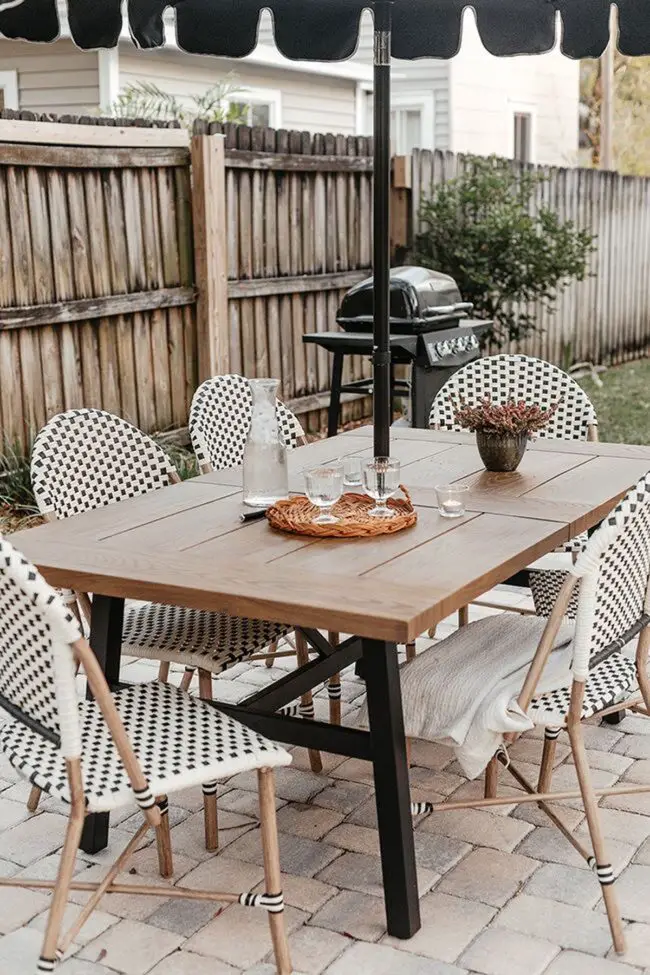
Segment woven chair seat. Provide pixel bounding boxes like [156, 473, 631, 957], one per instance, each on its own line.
[121, 602, 291, 672]
[0, 681, 290, 813]
[528, 653, 638, 726]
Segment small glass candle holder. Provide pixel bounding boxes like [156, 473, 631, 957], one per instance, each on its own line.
[342, 455, 364, 488]
[363, 457, 401, 518]
[435, 483, 469, 518]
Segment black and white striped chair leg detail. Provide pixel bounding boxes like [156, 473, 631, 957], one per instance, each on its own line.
[411, 801, 435, 816]
[155, 796, 173, 877]
[295, 630, 323, 774]
[239, 890, 284, 913]
[202, 781, 219, 852]
[538, 726, 562, 793]
[327, 676, 342, 726]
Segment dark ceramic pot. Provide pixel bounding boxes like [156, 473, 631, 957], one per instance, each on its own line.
[476, 430, 528, 472]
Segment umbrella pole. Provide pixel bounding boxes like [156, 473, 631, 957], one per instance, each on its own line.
[372, 0, 393, 458]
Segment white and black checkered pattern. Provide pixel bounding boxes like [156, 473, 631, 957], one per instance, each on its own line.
[429, 354, 597, 441]
[31, 408, 177, 519]
[0, 679, 290, 813]
[31, 407, 291, 672]
[569, 471, 650, 679]
[189, 375, 304, 471]
[122, 603, 291, 672]
[431, 355, 597, 560]
[528, 652, 638, 725]
[530, 569, 581, 619]
[0, 537, 82, 759]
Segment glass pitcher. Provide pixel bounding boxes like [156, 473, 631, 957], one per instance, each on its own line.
[242, 378, 289, 507]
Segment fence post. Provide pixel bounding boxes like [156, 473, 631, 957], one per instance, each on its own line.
[391, 155, 412, 261]
[191, 133, 229, 379]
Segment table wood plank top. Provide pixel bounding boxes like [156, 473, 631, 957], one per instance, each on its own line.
[13, 429, 650, 643]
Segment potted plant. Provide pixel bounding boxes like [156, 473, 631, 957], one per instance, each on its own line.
[453, 397, 560, 472]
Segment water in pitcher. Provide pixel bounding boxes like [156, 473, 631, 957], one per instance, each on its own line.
[242, 378, 289, 507]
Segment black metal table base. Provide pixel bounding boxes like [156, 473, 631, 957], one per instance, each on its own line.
[83, 596, 421, 938]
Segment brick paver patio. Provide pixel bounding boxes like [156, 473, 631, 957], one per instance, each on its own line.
[1, 590, 650, 975]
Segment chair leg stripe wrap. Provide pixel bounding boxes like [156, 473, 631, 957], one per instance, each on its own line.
[133, 785, 156, 810]
[278, 704, 300, 718]
[411, 801, 434, 815]
[595, 862, 615, 885]
[299, 702, 315, 719]
[202, 781, 219, 797]
[239, 890, 284, 913]
[157, 797, 169, 815]
[37, 958, 56, 973]
[327, 683, 342, 700]
[544, 727, 562, 741]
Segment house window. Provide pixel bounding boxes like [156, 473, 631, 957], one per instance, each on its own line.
[364, 90, 435, 153]
[513, 112, 533, 163]
[0, 71, 19, 112]
[391, 108, 423, 155]
[227, 88, 281, 128]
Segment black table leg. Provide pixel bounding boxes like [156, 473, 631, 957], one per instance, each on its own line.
[328, 352, 344, 438]
[363, 637, 421, 939]
[81, 595, 124, 854]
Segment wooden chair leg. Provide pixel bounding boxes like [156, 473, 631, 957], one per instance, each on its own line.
[266, 639, 278, 669]
[38, 765, 85, 971]
[459, 605, 469, 627]
[295, 630, 323, 774]
[484, 755, 499, 799]
[180, 668, 195, 692]
[198, 669, 212, 699]
[327, 632, 341, 726]
[427, 625, 438, 640]
[27, 784, 42, 813]
[203, 782, 219, 852]
[537, 728, 560, 794]
[405, 641, 416, 662]
[158, 661, 171, 683]
[155, 798, 174, 878]
[568, 714, 625, 953]
[258, 768, 292, 975]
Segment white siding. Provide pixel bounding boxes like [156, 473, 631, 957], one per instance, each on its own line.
[119, 47, 358, 136]
[0, 39, 99, 114]
[449, 12, 579, 166]
[354, 11, 451, 151]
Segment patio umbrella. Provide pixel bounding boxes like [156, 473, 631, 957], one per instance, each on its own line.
[3, 1, 650, 457]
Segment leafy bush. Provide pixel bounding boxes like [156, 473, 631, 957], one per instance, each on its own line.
[0, 439, 37, 516]
[111, 77, 247, 127]
[411, 156, 596, 346]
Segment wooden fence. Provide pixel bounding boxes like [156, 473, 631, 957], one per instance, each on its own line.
[411, 149, 650, 367]
[0, 117, 195, 450]
[4, 115, 650, 452]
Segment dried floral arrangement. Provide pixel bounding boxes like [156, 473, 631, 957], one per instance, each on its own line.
[453, 396, 560, 436]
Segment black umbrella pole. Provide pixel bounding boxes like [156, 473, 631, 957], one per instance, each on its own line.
[372, 1, 392, 459]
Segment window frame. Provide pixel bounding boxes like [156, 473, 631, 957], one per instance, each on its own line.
[0, 70, 19, 111]
[226, 87, 282, 128]
[362, 88, 435, 153]
[509, 101, 537, 165]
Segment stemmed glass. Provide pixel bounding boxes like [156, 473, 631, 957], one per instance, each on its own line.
[304, 462, 344, 524]
[363, 457, 401, 518]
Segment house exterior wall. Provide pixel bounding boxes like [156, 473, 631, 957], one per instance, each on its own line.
[0, 39, 99, 114]
[118, 48, 359, 136]
[449, 13, 580, 166]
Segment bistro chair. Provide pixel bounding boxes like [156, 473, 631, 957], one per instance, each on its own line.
[189, 374, 343, 744]
[0, 537, 292, 974]
[398, 471, 650, 954]
[28, 408, 294, 828]
[428, 353, 598, 628]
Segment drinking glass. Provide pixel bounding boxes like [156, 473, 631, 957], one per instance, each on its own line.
[342, 455, 364, 488]
[304, 462, 344, 524]
[363, 457, 401, 518]
[435, 483, 469, 518]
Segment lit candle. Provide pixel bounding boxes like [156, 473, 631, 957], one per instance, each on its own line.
[441, 498, 464, 517]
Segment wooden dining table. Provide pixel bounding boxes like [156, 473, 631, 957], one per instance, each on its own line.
[12, 426, 650, 940]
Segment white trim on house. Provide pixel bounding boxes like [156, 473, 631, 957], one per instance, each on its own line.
[391, 90, 435, 153]
[98, 49, 120, 112]
[508, 99, 537, 164]
[227, 86, 282, 128]
[0, 69, 18, 110]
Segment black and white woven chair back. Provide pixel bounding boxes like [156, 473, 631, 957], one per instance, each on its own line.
[569, 472, 650, 679]
[0, 537, 82, 758]
[189, 375, 304, 471]
[31, 408, 177, 519]
[430, 354, 597, 441]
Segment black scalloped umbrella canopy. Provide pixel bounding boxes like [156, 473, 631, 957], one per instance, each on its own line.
[3, 1, 650, 454]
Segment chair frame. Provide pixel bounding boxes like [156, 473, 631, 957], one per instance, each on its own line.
[410, 565, 650, 954]
[0, 633, 291, 974]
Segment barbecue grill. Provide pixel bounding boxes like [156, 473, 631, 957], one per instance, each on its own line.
[303, 266, 491, 434]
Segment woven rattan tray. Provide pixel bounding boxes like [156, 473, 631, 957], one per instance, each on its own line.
[266, 486, 417, 538]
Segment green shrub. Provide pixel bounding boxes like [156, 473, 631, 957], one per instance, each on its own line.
[411, 155, 596, 347]
[0, 439, 37, 515]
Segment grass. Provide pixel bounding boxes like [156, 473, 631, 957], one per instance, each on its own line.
[578, 359, 650, 444]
